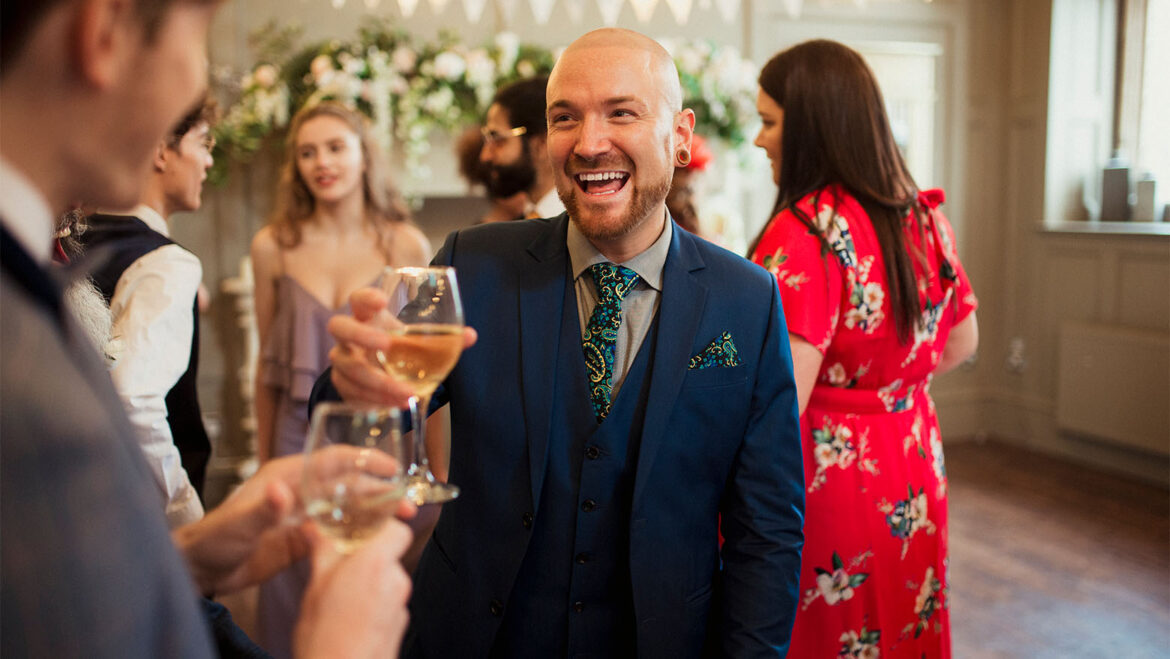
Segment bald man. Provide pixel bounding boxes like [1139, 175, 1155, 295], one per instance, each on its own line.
[323, 28, 805, 657]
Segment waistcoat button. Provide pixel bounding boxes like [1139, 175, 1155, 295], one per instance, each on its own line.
[521, 512, 534, 529]
[581, 499, 597, 512]
[489, 599, 504, 616]
[585, 445, 601, 460]
[573, 601, 585, 613]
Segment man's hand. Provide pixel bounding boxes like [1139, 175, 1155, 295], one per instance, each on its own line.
[293, 520, 414, 659]
[173, 453, 414, 596]
[327, 287, 477, 406]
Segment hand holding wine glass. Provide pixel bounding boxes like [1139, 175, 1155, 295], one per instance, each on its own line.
[302, 402, 410, 554]
[375, 266, 465, 504]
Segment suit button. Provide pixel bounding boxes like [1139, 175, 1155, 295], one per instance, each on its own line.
[581, 499, 597, 512]
[575, 552, 590, 565]
[521, 512, 534, 529]
[573, 601, 585, 613]
[585, 445, 601, 460]
[489, 599, 503, 616]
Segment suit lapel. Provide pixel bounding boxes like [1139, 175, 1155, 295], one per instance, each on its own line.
[632, 226, 707, 507]
[519, 215, 571, 508]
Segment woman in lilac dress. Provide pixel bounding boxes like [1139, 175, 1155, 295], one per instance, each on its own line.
[250, 101, 431, 658]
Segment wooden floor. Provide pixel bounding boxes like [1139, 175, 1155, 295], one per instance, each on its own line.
[218, 440, 1170, 657]
[946, 440, 1170, 658]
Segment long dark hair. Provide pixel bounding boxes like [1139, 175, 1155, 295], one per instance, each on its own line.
[749, 39, 926, 344]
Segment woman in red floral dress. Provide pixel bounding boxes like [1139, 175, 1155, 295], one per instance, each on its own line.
[748, 40, 979, 658]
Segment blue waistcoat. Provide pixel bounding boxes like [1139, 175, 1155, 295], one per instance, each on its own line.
[491, 271, 657, 659]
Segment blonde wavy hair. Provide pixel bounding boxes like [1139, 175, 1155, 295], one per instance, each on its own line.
[269, 101, 410, 253]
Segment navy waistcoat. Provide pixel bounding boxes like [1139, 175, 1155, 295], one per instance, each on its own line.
[79, 214, 210, 496]
[491, 271, 657, 659]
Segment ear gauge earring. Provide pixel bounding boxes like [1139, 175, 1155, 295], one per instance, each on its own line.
[676, 149, 691, 167]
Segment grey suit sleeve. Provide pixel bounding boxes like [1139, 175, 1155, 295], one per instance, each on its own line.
[718, 279, 805, 657]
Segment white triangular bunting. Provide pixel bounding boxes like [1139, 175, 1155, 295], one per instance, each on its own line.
[529, 0, 556, 23]
[698, 0, 712, 9]
[364, 0, 380, 8]
[332, 0, 347, 8]
[629, 0, 657, 22]
[461, 0, 488, 21]
[781, 0, 802, 18]
[428, 0, 451, 14]
[715, 0, 737, 23]
[597, 0, 624, 25]
[396, 0, 419, 16]
[664, 0, 692, 24]
[497, 0, 520, 25]
[564, 0, 586, 22]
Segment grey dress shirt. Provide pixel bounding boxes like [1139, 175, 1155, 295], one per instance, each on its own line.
[567, 214, 672, 398]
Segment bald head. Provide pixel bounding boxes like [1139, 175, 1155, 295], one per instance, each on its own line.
[552, 28, 683, 112]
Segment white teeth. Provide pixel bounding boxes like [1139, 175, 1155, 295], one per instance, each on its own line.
[577, 171, 625, 182]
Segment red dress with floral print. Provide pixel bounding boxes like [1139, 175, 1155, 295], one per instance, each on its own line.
[751, 185, 977, 658]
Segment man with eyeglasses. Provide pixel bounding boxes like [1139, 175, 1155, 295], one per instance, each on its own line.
[77, 97, 219, 528]
[481, 76, 564, 219]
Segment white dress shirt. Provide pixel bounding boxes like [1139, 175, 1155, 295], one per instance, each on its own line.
[105, 205, 205, 527]
[533, 187, 566, 219]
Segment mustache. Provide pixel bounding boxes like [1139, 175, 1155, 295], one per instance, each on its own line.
[566, 153, 632, 173]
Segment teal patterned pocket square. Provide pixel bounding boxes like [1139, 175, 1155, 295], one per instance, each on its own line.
[688, 332, 741, 370]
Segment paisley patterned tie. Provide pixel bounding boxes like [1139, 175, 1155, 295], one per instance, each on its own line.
[582, 263, 641, 422]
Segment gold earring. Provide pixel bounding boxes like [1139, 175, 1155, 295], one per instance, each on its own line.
[676, 149, 691, 167]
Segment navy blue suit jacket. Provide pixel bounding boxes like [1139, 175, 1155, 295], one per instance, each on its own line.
[395, 215, 805, 658]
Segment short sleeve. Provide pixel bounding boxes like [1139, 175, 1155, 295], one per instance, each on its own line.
[751, 210, 842, 354]
[933, 210, 978, 324]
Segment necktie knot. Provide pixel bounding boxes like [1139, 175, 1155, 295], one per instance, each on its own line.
[589, 263, 640, 304]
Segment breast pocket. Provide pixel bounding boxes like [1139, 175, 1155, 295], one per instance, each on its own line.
[682, 364, 749, 390]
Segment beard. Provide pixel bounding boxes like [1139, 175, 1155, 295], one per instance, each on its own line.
[559, 153, 672, 244]
[486, 146, 537, 199]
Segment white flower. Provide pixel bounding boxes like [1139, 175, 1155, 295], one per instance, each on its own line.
[863, 282, 885, 310]
[827, 363, 848, 386]
[495, 32, 520, 70]
[844, 307, 866, 329]
[422, 86, 455, 114]
[432, 51, 466, 81]
[253, 63, 278, 88]
[816, 568, 854, 605]
[310, 54, 335, 83]
[465, 49, 495, 87]
[679, 47, 704, 74]
[860, 645, 879, 659]
[814, 443, 835, 468]
[391, 46, 417, 73]
[516, 59, 536, 78]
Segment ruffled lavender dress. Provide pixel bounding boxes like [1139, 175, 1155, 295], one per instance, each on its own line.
[256, 275, 348, 659]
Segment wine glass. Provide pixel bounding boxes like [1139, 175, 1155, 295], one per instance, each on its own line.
[375, 266, 464, 504]
[302, 402, 408, 554]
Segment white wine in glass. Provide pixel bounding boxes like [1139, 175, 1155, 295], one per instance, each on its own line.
[302, 402, 408, 554]
[376, 266, 464, 504]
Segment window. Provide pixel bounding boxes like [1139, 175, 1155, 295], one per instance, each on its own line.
[1045, 0, 1169, 227]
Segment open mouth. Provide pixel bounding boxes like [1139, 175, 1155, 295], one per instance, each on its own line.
[574, 171, 630, 196]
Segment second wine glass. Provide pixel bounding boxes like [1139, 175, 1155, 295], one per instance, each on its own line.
[376, 265, 464, 504]
[301, 402, 408, 554]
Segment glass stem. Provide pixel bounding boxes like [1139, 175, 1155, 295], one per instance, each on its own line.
[408, 394, 433, 482]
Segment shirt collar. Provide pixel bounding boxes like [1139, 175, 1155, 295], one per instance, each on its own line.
[0, 156, 55, 265]
[567, 212, 672, 292]
[107, 204, 170, 237]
